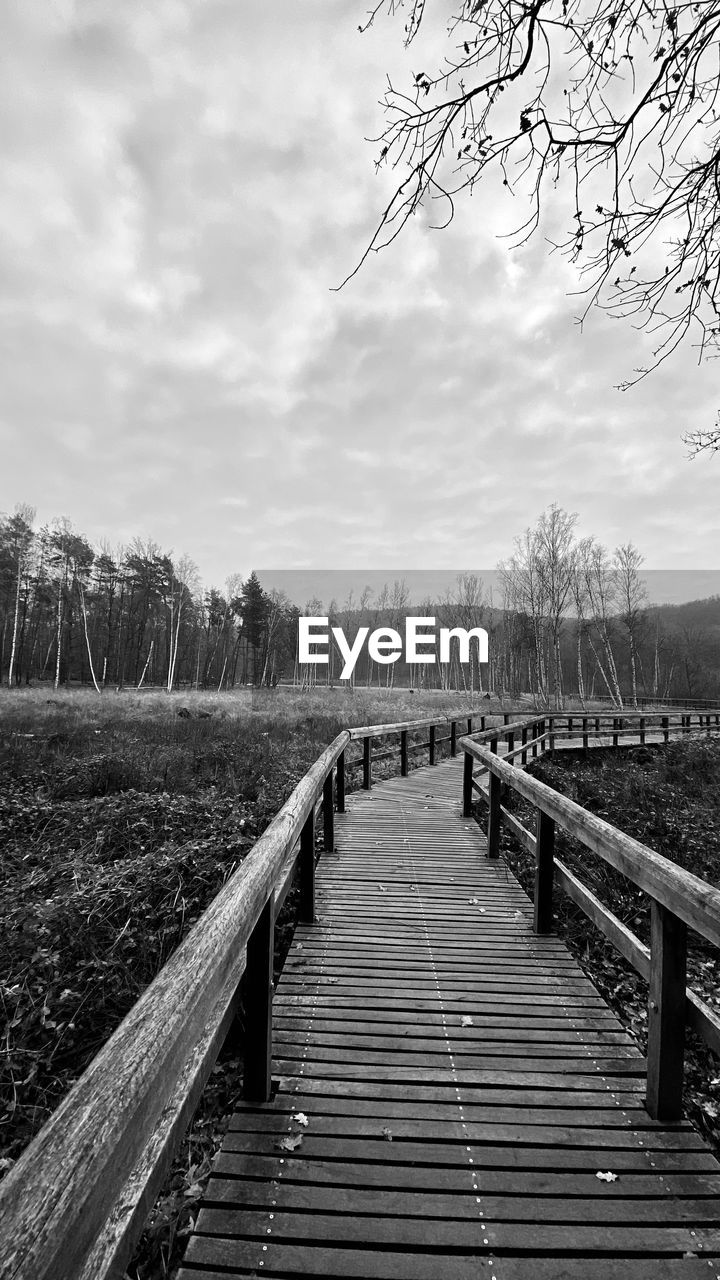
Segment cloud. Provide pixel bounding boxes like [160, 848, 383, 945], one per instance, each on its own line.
[0, 0, 718, 589]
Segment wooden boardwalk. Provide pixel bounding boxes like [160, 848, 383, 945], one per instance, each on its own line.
[177, 757, 720, 1280]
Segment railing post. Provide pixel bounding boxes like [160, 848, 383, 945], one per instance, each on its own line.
[490, 734, 498, 754]
[450, 720, 457, 756]
[533, 809, 555, 934]
[532, 720, 539, 759]
[595, 716, 600, 735]
[336, 750, 345, 813]
[462, 750, 474, 818]
[612, 717, 619, 749]
[243, 896, 274, 1101]
[640, 717, 646, 746]
[506, 730, 514, 759]
[323, 772, 334, 853]
[503, 711, 510, 725]
[363, 737, 371, 790]
[429, 724, 436, 766]
[646, 900, 687, 1122]
[487, 768, 501, 858]
[662, 715, 669, 744]
[467, 716, 473, 735]
[548, 717, 555, 751]
[567, 716, 573, 738]
[401, 729, 408, 776]
[299, 810, 315, 923]
[521, 725, 528, 766]
[582, 716, 588, 750]
[479, 715, 484, 732]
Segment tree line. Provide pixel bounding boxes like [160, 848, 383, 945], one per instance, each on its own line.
[1, 504, 718, 704]
[0, 509, 297, 692]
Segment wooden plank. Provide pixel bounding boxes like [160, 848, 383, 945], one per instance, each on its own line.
[203, 1179, 720, 1222]
[178, 1250, 719, 1280]
[213, 1151, 720, 1196]
[186, 1209, 720, 1251]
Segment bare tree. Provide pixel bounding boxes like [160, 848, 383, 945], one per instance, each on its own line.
[614, 542, 647, 705]
[576, 536, 624, 706]
[684, 412, 720, 457]
[500, 505, 577, 707]
[7, 504, 35, 688]
[349, 0, 720, 386]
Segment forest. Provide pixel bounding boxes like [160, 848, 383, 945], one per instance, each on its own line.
[1, 504, 719, 704]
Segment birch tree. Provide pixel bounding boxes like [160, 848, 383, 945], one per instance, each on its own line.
[614, 543, 647, 706]
[7, 504, 35, 688]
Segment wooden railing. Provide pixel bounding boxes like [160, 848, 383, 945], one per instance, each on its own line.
[460, 709, 720, 1123]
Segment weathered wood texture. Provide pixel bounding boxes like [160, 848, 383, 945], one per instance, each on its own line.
[177, 758, 720, 1280]
[463, 738, 720, 949]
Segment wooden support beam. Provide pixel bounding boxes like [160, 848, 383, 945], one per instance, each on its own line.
[298, 811, 315, 923]
[450, 720, 457, 757]
[322, 773, 334, 853]
[646, 901, 687, 1122]
[462, 751, 474, 819]
[400, 729, 408, 776]
[243, 896, 274, 1102]
[429, 724, 436, 766]
[487, 771, 501, 859]
[533, 809, 555, 934]
[336, 750, 345, 813]
[362, 737, 371, 790]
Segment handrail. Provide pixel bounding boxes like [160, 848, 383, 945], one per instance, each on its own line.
[459, 710, 720, 1124]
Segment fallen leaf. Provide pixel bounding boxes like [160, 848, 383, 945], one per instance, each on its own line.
[461, 1016, 474, 1026]
[595, 1170, 618, 1182]
[276, 1133, 303, 1152]
[293, 1112, 309, 1127]
[377, 883, 386, 892]
[468, 897, 480, 905]
[381, 1127, 393, 1141]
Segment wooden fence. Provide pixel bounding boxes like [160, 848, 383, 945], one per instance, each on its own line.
[461, 710, 720, 1123]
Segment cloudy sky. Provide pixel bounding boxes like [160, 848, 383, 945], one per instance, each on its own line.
[1, 0, 718, 596]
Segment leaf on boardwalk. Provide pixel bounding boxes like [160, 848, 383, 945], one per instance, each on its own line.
[377, 883, 387, 892]
[276, 1133, 303, 1152]
[468, 897, 480, 905]
[292, 1112, 309, 1127]
[381, 1126, 393, 1141]
[461, 1016, 474, 1026]
[595, 1170, 618, 1182]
